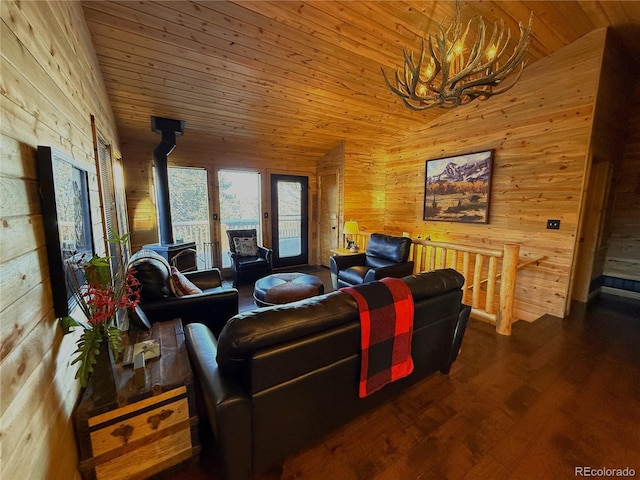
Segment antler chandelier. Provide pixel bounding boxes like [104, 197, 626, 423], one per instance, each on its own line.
[381, 4, 533, 111]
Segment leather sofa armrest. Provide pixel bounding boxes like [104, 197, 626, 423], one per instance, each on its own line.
[441, 304, 471, 374]
[185, 323, 252, 480]
[140, 288, 239, 337]
[184, 268, 222, 289]
[329, 253, 366, 274]
[363, 261, 415, 283]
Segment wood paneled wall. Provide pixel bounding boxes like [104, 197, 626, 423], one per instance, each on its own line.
[383, 29, 608, 320]
[343, 142, 387, 235]
[605, 81, 640, 281]
[1, 1, 119, 478]
[119, 139, 161, 251]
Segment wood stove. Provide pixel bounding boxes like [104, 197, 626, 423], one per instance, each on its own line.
[142, 241, 197, 272]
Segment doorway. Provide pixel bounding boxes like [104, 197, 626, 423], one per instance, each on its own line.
[571, 160, 613, 303]
[270, 174, 308, 268]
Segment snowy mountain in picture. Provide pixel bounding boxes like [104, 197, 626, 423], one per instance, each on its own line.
[428, 155, 491, 184]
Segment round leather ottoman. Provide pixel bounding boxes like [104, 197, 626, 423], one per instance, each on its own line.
[254, 272, 324, 307]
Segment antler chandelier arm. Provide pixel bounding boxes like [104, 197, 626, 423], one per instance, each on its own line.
[490, 14, 533, 77]
[404, 41, 426, 96]
[453, 25, 512, 91]
[448, 19, 489, 86]
[381, 46, 425, 102]
[465, 15, 532, 96]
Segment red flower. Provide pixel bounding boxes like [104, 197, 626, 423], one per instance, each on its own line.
[82, 271, 141, 326]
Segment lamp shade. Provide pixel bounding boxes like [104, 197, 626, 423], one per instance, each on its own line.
[343, 221, 360, 235]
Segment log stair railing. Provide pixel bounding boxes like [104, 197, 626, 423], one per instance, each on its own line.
[409, 238, 544, 335]
[342, 232, 540, 335]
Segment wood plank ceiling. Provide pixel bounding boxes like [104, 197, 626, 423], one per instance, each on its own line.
[82, 1, 640, 163]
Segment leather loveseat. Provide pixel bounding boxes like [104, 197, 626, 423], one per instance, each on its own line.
[185, 268, 471, 480]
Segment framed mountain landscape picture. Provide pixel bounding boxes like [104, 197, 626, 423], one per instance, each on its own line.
[423, 150, 494, 223]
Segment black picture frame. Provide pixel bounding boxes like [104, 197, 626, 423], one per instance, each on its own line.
[423, 150, 494, 224]
[37, 146, 95, 318]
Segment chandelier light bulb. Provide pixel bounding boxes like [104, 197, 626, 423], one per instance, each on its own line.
[487, 44, 498, 60]
[425, 65, 434, 78]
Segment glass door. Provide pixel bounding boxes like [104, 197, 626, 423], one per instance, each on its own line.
[218, 170, 262, 268]
[271, 174, 308, 268]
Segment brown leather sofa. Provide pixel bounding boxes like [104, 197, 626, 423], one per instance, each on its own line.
[185, 269, 470, 480]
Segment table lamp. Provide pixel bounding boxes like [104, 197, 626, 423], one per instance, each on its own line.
[342, 220, 360, 251]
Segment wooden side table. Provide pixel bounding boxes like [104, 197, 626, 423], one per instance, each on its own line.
[73, 319, 200, 480]
[330, 248, 362, 256]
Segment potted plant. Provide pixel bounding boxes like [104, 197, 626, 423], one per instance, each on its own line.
[59, 232, 140, 388]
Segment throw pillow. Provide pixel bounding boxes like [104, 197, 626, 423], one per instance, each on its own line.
[169, 266, 203, 297]
[233, 236, 259, 257]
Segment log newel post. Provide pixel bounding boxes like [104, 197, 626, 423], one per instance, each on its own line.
[497, 244, 520, 335]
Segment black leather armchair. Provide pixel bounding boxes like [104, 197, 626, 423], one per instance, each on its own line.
[226, 229, 273, 287]
[330, 233, 414, 289]
[128, 250, 238, 337]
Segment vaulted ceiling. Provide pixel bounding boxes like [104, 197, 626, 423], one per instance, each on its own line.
[82, 1, 640, 163]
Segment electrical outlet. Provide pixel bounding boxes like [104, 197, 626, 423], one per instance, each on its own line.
[547, 219, 560, 230]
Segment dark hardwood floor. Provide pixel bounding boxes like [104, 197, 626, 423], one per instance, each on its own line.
[167, 267, 640, 480]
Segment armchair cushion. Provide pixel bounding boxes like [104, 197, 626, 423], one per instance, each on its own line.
[338, 266, 371, 285]
[236, 255, 270, 269]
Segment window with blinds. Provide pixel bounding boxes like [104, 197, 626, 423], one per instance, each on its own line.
[96, 135, 130, 270]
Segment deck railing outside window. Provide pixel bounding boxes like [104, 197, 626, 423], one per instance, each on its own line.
[277, 214, 302, 257]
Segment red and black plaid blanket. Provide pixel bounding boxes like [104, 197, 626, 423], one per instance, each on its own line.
[341, 277, 415, 398]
